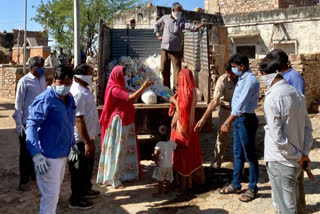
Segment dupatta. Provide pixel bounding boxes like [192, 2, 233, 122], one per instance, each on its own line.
[169, 68, 198, 147]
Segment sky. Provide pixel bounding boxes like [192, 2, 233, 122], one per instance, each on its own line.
[0, 0, 204, 32]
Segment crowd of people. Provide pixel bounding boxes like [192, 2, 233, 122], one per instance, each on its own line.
[11, 2, 314, 214]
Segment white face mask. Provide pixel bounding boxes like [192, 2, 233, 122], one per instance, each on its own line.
[74, 75, 93, 86]
[172, 11, 182, 19]
[261, 71, 282, 89]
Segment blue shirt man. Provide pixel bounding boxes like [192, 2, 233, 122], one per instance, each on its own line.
[26, 65, 76, 214]
[26, 85, 76, 158]
[231, 70, 260, 117]
[269, 49, 305, 95]
[219, 54, 260, 201]
[282, 68, 305, 95]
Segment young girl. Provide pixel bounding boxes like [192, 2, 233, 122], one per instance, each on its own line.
[152, 125, 177, 196]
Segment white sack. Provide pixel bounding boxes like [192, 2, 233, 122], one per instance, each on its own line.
[141, 90, 157, 104]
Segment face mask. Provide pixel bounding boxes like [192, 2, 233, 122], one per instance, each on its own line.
[74, 75, 93, 86]
[36, 67, 45, 76]
[172, 11, 182, 19]
[261, 71, 282, 89]
[55, 85, 71, 96]
[232, 67, 242, 76]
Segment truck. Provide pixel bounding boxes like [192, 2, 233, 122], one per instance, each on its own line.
[96, 9, 224, 135]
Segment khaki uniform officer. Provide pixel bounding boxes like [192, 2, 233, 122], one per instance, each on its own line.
[195, 65, 237, 168]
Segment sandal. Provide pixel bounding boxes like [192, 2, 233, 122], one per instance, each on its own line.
[219, 184, 241, 194]
[239, 189, 257, 202]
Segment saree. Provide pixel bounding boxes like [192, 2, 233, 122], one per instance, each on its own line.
[97, 66, 141, 187]
[169, 68, 203, 177]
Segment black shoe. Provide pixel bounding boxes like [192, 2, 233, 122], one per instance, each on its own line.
[85, 189, 100, 199]
[68, 199, 94, 210]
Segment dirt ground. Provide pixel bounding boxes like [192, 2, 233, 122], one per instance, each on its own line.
[0, 97, 320, 214]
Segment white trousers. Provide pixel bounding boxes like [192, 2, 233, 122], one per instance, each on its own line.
[36, 157, 67, 214]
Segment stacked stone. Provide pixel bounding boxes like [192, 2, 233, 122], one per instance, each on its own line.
[247, 54, 320, 113]
[206, 0, 318, 15]
[0, 67, 22, 99]
[0, 67, 55, 100]
[292, 53, 320, 112]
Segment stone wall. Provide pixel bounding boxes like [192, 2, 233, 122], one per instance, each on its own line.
[113, 6, 222, 29]
[279, 0, 318, 8]
[249, 53, 320, 113]
[218, 0, 278, 15]
[223, 6, 320, 58]
[0, 66, 55, 100]
[205, 0, 318, 15]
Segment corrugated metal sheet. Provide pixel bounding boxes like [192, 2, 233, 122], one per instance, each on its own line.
[183, 27, 211, 103]
[111, 29, 161, 58]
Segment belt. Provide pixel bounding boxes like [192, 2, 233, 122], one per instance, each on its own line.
[238, 113, 256, 117]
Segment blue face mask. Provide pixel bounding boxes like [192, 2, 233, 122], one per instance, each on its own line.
[55, 85, 71, 96]
[232, 67, 242, 76]
[36, 67, 45, 76]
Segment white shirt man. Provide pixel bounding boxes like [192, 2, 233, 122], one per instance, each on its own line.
[68, 64, 100, 209]
[260, 57, 313, 214]
[45, 53, 59, 68]
[12, 56, 47, 191]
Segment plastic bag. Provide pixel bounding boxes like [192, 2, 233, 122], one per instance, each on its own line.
[141, 90, 157, 104]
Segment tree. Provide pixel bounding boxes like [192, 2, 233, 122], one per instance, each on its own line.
[32, 0, 147, 55]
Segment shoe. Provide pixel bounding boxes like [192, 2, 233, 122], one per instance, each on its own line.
[68, 199, 94, 210]
[18, 183, 31, 191]
[85, 189, 100, 199]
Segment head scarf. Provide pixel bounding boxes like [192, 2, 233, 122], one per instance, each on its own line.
[100, 66, 135, 145]
[169, 68, 197, 139]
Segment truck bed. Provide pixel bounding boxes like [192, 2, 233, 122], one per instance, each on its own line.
[98, 102, 211, 135]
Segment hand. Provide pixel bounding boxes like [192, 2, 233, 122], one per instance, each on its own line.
[169, 96, 176, 104]
[194, 119, 205, 132]
[157, 35, 162, 41]
[142, 79, 153, 89]
[32, 154, 49, 176]
[297, 155, 310, 170]
[220, 123, 230, 134]
[16, 124, 25, 137]
[68, 144, 80, 162]
[85, 141, 95, 158]
[197, 23, 205, 29]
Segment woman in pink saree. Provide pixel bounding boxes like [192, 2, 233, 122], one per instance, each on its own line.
[97, 66, 152, 188]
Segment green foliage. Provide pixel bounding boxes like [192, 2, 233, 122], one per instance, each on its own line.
[32, 0, 149, 55]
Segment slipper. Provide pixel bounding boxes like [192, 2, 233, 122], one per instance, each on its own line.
[115, 184, 125, 189]
[239, 189, 257, 202]
[219, 184, 241, 194]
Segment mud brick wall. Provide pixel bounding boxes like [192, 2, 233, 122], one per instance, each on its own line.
[250, 53, 320, 113]
[279, 0, 318, 8]
[218, 0, 277, 15]
[206, 0, 318, 15]
[0, 66, 55, 100]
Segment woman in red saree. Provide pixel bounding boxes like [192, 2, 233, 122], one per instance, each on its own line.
[169, 68, 205, 190]
[97, 66, 152, 188]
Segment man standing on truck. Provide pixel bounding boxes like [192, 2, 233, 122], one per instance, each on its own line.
[154, 2, 204, 89]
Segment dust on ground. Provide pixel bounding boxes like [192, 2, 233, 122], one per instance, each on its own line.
[0, 98, 319, 214]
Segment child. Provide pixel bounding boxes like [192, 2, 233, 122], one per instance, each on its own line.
[152, 125, 177, 196]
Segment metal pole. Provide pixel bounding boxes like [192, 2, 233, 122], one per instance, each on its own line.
[74, 0, 80, 68]
[23, 0, 27, 74]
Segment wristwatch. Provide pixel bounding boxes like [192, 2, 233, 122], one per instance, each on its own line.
[224, 123, 231, 128]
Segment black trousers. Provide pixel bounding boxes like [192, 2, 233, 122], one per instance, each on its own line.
[69, 141, 94, 201]
[19, 132, 35, 185]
